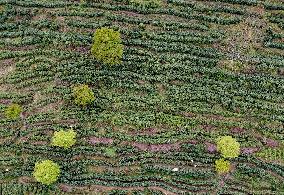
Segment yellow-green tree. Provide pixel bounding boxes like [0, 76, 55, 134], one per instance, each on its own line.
[51, 129, 76, 149]
[91, 27, 123, 65]
[72, 84, 95, 106]
[33, 160, 60, 185]
[216, 136, 240, 158]
[215, 158, 231, 174]
[5, 103, 22, 119]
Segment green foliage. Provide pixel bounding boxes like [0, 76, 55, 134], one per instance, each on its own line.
[4, 103, 22, 119]
[0, 183, 64, 194]
[256, 148, 284, 161]
[130, 0, 162, 8]
[215, 158, 230, 174]
[104, 147, 116, 157]
[91, 27, 123, 65]
[0, 5, 5, 13]
[216, 136, 240, 158]
[1, 0, 284, 194]
[33, 160, 60, 185]
[51, 129, 76, 149]
[72, 84, 95, 106]
[220, 59, 248, 72]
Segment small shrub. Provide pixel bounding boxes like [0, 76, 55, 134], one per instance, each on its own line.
[215, 158, 231, 174]
[33, 160, 60, 185]
[104, 147, 116, 157]
[5, 103, 22, 119]
[219, 59, 248, 72]
[91, 27, 123, 65]
[216, 136, 240, 158]
[51, 129, 76, 149]
[72, 84, 95, 106]
[130, 0, 162, 9]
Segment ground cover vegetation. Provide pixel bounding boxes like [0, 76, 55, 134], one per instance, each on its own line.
[0, 0, 283, 194]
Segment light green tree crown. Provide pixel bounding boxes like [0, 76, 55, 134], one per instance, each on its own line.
[215, 158, 231, 174]
[216, 136, 240, 158]
[91, 27, 123, 65]
[33, 160, 60, 185]
[72, 84, 95, 107]
[51, 129, 76, 149]
[5, 103, 22, 119]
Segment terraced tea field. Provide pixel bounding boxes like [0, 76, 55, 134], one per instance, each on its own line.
[0, 0, 283, 194]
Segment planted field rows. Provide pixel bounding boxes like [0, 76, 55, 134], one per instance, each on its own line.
[0, 0, 283, 194]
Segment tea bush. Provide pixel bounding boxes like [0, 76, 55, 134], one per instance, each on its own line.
[129, 0, 162, 9]
[33, 160, 60, 185]
[91, 27, 123, 65]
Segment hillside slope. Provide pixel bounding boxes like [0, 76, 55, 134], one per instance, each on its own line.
[0, 0, 283, 194]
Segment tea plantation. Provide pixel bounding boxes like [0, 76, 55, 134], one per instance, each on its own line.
[0, 0, 283, 194]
